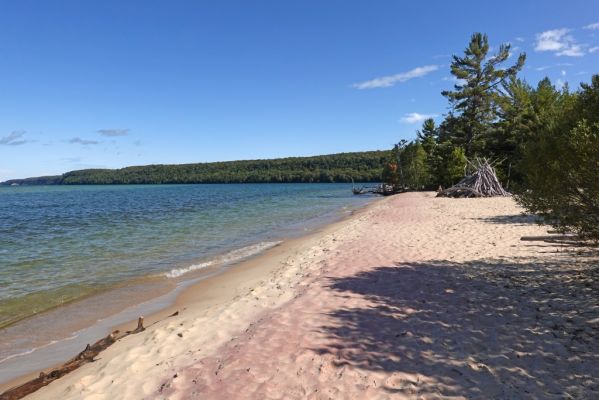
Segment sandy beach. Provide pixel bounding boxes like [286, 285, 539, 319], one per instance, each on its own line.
[10, 192, 599, 399]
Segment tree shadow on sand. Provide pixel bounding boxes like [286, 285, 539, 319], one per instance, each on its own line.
[474, 214, 539, 225]
[313, 255, 599, 398]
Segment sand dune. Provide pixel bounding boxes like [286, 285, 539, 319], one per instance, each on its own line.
[23, 192, 599, 399]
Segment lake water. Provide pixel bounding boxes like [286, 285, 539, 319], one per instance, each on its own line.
[0, 183, 374, 381]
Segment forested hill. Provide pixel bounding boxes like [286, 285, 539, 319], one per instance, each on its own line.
[2, 151, 390, 185]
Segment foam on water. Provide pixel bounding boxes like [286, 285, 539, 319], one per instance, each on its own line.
[164, 241, 282, 278]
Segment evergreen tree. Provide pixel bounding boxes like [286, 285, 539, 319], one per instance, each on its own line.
[577, 75, 599, 125]
[441, 33, 526, 157]
[445, 147, 468, 186]
[416, 118, 438, 156]
[517, 75, 599, 239]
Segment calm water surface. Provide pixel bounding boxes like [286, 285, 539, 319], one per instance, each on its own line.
[0, 183, 373, 330]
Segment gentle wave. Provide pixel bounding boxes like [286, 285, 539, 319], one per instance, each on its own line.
[164, 241, 282, 279]
[164, 261, 213, 279]
[0, 333, 78, 366]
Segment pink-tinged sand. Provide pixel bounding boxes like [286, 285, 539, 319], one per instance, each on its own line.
[25, 193, 599, 399]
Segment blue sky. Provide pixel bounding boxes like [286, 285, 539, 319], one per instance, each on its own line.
[1, 1, 598, 181]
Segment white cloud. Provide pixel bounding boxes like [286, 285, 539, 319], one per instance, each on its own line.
[584, 22, 599, 30]
[535, 28, 585, 57]
[558, 44, 584, 57]
[536, 66, 550, 71]
[400, 112, 438, 124]
[97, 129, 130, 137]
[590, 46, 599, 53]
[352, 65, 439, 89]
[515, 37, 525, 42]
[535, 29, 570, 51]
[561, 70, 567, 76]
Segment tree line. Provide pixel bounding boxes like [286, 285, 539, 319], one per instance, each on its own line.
[2, 151, 390, 185]
[383, 32, 599, 239]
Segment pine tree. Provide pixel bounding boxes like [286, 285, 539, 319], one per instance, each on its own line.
[441, 33, 526, 157]
[416, 118, 438, 156]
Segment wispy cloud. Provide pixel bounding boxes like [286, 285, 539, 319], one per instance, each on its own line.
[536, 62, 575, 72]
[97, 128, 130, 137]
[400, 112, 438, 124]
[69, 137, 99, 145]
[535, 28, 584, 57]
[515, 37, 525, 42]
[352, 65, 439, 89]
[558, 46, 585, 57]
[590, 46, 599, 53]
[0, 130, 28, 146]
[584, 22, 599, 30]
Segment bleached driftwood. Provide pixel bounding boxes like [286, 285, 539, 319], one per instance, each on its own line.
[438, 158, 510, 198]
[0, 314, 173, 400]
[0, 331, 119, 400]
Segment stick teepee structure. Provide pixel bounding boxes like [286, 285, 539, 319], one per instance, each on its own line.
[437, 158, 510, 198]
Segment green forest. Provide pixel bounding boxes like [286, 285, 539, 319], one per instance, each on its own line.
[2, 151, 390, 185]
[382, 33, 599, 240]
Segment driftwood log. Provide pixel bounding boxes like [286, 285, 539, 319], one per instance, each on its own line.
[0, 314, 174, 400]
[437, 186, 482, 198]
[0, 331, 119, 400]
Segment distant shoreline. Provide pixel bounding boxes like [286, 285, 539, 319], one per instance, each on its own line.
[1, 150, 389, 186]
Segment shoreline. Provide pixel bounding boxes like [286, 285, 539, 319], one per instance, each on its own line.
[7, 192, 598, 399]
[0, 196, 379, 393]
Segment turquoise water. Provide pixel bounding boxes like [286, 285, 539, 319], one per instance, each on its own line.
[0, 183, 372, 329]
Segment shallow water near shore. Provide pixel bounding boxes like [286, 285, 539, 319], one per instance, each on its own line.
[0, 183, 374, 384]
